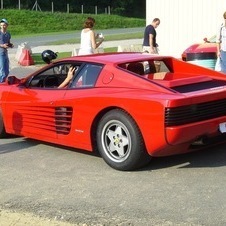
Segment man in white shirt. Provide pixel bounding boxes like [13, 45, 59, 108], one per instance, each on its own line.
[216, 11, 226, 73]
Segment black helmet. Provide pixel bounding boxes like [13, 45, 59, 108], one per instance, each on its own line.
[41, 50, 58, 64]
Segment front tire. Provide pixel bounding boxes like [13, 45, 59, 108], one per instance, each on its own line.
[96, 109, 151, 171]
[0, 108, 7, 138]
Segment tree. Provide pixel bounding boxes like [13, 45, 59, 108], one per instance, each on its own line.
[1, 0, 145, 18]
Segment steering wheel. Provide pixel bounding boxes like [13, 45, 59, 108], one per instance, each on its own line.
[43, 75, 59, 88]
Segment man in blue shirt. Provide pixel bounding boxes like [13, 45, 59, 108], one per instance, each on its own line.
[143, 18, 161, 72]
[0, 18, 13, 83]
[143, 18, 160, 54]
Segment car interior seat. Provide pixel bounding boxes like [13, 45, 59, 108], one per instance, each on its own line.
[149, 61, 157, 73]
[127, 62, 145, 75]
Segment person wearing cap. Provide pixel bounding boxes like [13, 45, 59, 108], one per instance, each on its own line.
[0, 18, 13, 83]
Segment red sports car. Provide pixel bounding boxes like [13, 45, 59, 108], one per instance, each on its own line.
[1, 52, 226, 171]
[182, 36, 217, 69]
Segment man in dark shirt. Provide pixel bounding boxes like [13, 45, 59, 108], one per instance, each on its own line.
[143, 18, 161, 72]
[142, 18, 160, 54]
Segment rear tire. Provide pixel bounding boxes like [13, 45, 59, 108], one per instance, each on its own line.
[96, 109, 151, 171]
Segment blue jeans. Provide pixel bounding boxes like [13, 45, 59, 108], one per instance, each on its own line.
[220, 50, 226, 73]
[0, 52, 9, 83]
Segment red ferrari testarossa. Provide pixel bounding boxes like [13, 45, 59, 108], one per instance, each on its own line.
[1, 52, 226, 170]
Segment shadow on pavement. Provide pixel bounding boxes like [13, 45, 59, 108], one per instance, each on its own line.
[0, 138, 39, 154]
[2, 136, 226, 171]
[144, 143, 226, 171]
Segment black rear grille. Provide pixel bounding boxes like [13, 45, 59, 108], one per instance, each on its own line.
[165, 99, 226, 126]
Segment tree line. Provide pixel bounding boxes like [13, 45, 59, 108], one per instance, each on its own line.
[0, 0, 146, 18]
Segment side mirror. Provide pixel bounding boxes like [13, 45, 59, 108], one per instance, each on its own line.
[7, 76, 21, 85]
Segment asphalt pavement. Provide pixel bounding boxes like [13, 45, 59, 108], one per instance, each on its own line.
[9, 39, 143, 78]
[1, 136, 226, 225]
[11, 28, 144, 48]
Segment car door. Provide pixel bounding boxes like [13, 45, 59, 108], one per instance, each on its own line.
[56, 63, 103, 147]
[4, 63, 74, 139]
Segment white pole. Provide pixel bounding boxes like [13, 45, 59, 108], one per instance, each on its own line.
[67, 4, 69, 13]
[95, 6, 97, 15]
[1, 0, 3, 9]
[108, 6, 111, 15]
[18, 0, 20, 10]
[51, 2, 54, 13]
[81, 5, 83, 14]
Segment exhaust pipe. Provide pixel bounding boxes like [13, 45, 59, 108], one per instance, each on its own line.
[191, 136, 208, 146]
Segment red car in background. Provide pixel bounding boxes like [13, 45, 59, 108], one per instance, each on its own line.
[182, 36, 217, 69]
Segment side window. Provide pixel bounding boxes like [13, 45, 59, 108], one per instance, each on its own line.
[145, 60, 171, 80]
[70, 64, 102, 88]
[27, 63, 80, 88]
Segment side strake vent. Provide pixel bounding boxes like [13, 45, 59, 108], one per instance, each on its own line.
[55, 107, 73, 134]
[165, 99, 226, 126]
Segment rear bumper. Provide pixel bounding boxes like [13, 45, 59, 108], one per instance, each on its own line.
[166, 116, 226, 146]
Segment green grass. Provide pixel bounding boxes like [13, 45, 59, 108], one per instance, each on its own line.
[32, 54, 44, 65]
[32, 47, 118, 65]
[1, 9, 145, 36]
[33, 52, 73, 65]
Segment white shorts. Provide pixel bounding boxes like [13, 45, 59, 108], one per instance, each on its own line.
[142, 46, 159, 54]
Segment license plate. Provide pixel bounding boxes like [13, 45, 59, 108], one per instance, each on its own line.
[219, 122, 226, 133]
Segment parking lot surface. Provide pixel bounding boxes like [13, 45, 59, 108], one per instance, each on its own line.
[1, 136, 226, 225]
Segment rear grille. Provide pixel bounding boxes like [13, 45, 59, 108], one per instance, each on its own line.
[55, 107, 73, 134]
[165, 99, 226, 126]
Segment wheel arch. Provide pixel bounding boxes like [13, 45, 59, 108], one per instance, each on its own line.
[90, 106, 147, 155]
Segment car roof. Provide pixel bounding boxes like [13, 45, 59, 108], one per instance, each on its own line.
[57, 52, 168, 65]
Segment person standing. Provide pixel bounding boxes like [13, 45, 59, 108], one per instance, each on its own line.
[143, 18, 161, 72]
[216, 11, 226, 73]
[78, 17, 104, 56]
[0, 18, 13, 83]
[142, 18, 160, 54]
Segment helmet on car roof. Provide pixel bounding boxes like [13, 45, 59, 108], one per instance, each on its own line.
[41, 50, 58, 64]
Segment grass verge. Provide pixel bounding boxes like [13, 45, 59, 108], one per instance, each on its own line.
[32, 47, 118, 65]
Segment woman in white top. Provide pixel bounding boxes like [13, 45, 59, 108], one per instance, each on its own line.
[78, 17, 104, 56]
